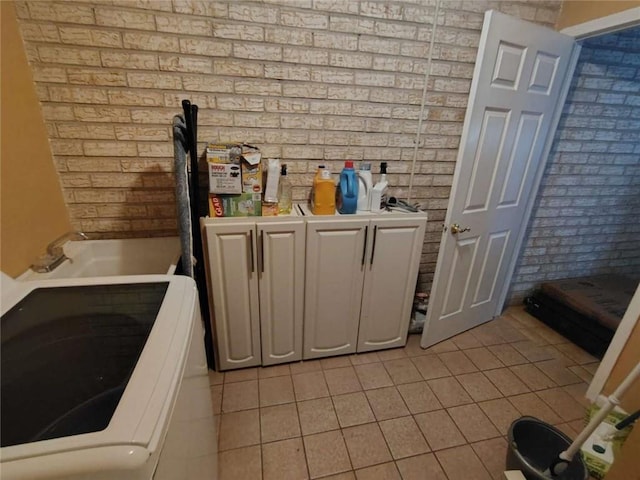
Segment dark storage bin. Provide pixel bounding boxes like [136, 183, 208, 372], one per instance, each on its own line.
[507, 417, 588, 480]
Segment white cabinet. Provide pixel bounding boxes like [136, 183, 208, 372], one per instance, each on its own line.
[202, 221, 261, 370]
[258, 221, 305, 366]
[202, 218, 304, 370]
[357, 217, 426, 352]
[303, 213, 427, 359]
[303, 218, 369, 359]
[202, 210, 427, 369]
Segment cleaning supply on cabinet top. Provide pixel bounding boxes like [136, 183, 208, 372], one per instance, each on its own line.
[241, 145, 262, 194]
[357, 163, 373, 211]
[312, 165, 336, 215]
[370, 162, 388, 213]
[206, 143, 242, 194]
[262, 202, 278, 216]
[209, 193, 261, 217]
[337, 161, 358, 214]
[278, 164, 292, 215]
[263, 158, 281, 204]
[207, 143, 264, 217]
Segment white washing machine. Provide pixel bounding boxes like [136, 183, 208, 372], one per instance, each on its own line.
[0, 273, 217, 480]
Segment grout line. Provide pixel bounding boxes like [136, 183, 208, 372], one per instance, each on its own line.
[431, 449, 451, 480]
[255, 377, 263, 480]
[219, 311, 597, 478]
[337, 421, 355, 476]
[291, 401, 311, 480]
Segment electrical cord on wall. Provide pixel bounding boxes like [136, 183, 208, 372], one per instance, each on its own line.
[407, 0, 441, 204]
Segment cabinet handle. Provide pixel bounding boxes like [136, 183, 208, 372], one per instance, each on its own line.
[361, 226, 368, 266]
[370, 225, 378, 265]
[249, 230, 255, 273]
[260, 231, 265, 273]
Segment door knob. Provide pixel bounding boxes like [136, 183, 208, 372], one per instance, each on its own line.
[450, 223, 471, 234]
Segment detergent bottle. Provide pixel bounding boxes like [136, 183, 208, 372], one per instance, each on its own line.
[337, 161, 358, 214]
[370, 162, 388, 213]
[312, 165, 336, 215]
[357, 162, 373, 211]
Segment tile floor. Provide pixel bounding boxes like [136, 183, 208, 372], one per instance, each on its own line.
[208, 306, 600, 480]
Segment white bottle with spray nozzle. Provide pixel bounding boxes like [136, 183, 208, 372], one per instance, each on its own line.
[370, 162, 388, 213]
[278, 164, 292, 215]
[357, 162, 373, 211]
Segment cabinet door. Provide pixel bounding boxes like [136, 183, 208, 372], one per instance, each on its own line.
[357, 217, 426, 352]
[258, 220, 305, 366]
[203, 222, 261, 370]
[304, 218, 369, 359]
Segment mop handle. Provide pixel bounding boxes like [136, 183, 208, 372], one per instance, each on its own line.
[615, 409, 640, 431]
[561, 361, 640, 462]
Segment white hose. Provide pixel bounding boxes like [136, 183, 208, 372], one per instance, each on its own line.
[407, 0, 441, 203]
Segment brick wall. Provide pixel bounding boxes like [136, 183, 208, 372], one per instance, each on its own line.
[15, 0, 561, 292]
[509, 26, 640, 303]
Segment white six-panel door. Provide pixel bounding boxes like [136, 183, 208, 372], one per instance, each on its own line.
[422, 11, 580, 347]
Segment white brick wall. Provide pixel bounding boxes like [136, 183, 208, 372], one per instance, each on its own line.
[509, 27, 640, 303]
[16, 0, 561, 291]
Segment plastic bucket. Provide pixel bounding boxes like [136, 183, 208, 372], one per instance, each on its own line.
[507, 417, 589, 480]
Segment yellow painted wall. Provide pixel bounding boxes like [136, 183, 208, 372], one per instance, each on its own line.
[603, 317, 640, 412]
[556, 1, 640, 29]
[1, 1, 71, 277]
[605, 425, 640, 480]
[600, 290, 639, 480]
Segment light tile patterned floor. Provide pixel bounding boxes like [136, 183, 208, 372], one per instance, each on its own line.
[209, 306, 599, 480]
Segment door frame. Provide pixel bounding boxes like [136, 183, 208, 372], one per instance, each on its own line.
[560, 6, 640, 40]
[560, 10, 640, 401]
[498, 7, 640, 317]
[587, 285, 640, 402]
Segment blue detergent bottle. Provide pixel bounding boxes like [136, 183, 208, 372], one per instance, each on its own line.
[338, 161, 358, 214]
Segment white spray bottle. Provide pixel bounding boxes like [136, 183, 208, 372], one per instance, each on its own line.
[370, 162, 388, 213]
[357, 162, 373, 211]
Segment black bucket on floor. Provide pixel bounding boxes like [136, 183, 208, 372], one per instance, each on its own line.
[507, 417, 589, 480]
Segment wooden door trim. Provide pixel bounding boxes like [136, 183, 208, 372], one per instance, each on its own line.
[587, 286, 640, 403]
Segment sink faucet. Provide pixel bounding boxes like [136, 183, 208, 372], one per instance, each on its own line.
[31, 231, 88, 273]
[47, 231, 88, 258]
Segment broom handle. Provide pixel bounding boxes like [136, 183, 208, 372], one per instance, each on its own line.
[561, 361, 640, 461]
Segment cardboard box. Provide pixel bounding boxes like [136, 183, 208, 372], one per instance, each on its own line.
[207, 143, 263, 195]
[207, 144, 242, 194]
[208, 163, 242, 194]
[209, 193, 261, 217]
[241, 146, 262, 194]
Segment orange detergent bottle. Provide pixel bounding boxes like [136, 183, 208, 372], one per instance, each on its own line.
[312, 166, 336, 215]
